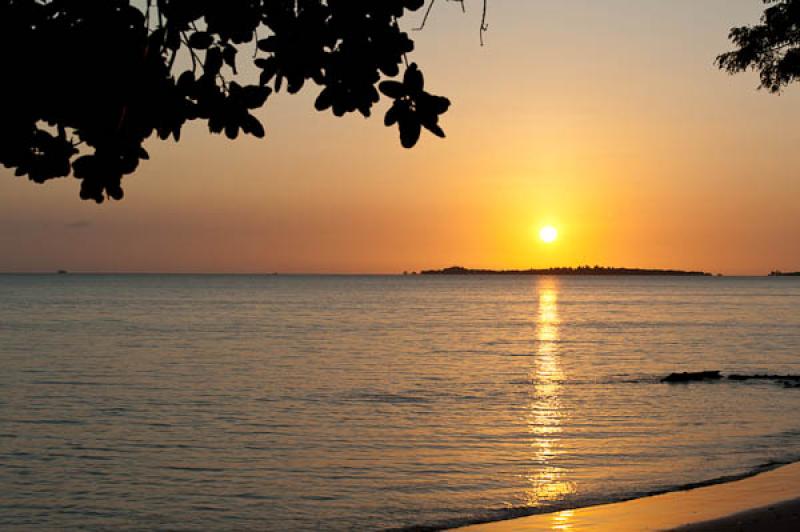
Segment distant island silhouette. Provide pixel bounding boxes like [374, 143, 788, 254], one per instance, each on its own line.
[769, 271, 800, 276]
[420, 266, 712, 276]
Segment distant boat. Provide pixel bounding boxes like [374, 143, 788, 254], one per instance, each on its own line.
[57, 269, 68, 275]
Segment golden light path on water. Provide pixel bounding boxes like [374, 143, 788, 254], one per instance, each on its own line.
[525, 278, 576, 529]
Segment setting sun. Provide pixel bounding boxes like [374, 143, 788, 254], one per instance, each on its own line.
[540, 226, 558, 244]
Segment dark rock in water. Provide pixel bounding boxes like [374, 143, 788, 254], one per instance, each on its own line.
[661, 372, 800, 386]
[661, 371, 722, 383]
[727, 374, 800, 382]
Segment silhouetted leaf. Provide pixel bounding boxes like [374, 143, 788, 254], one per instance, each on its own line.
[223, 45, 237, 74]
[404, 63, 424, 93]
[189, 32, 214, 49]
[358, 103, 372, 118]
[257, 37, 277, 52]
[380, 61, 400, 77]
[107, 183, 124, 200]
[165, 28, 181, 50]
[149, 27, 166, 48]
[257, 58, 278, 86]
[315, 89, 333, 111]
[209, 115, 224, 134]
[384, 103, 402, 126]
[225, 122, 239, 139]
[422, 122, 445, 138]
[379, 80, 406, 98]
[205, 48, 223, 76]
[177, 70, 195, 91]
[241, 114, 265, 138]
[242, 85, 271, 108]
[287, 75, 305, 94]
[399, 116, 421, 148]
[427, 95, 451, 114]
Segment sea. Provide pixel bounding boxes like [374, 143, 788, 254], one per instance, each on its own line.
[2, 274, 800, 531]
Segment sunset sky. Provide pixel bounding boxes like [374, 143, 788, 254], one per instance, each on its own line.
[2, 0, 800, 274]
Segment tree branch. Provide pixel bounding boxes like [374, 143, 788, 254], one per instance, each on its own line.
[413, 0, 437, 31]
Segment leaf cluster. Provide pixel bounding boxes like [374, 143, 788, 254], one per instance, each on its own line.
[380, 64, 450, 148]
[717, 0, 800, 93]
[0, 0, 451, 202]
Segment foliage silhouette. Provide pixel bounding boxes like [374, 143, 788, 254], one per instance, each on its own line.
[717, 0, 800, 92]
[1, 0, 452, 202]
[7, 2, 798, 204]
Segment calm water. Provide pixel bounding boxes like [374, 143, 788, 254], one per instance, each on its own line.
[2, 275, 800, 530]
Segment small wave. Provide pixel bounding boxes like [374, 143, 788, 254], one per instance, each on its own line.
[7, 419, 84, 425]
[347, 391, 434, 405]
[226, 493, 279, 501]
[390, 459, 800, 532]
[166, 466, 227, 473]
[29, 380, 105, 386]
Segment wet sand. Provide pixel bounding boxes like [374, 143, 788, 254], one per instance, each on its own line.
[673, 497, 800, 531]
[454, 462, 800, 531]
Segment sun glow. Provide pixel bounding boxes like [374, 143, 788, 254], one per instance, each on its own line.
[540, 226, 558, 244]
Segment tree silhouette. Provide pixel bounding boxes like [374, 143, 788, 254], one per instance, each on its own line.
[1, 0, 452, 202]
[717, 0, 800, 92]
[8, 2, 798, 204]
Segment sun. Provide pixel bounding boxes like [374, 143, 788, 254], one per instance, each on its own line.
[539, 225, 558, 243]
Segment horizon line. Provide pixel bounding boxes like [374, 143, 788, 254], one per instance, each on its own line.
[0, 270, 788, 278]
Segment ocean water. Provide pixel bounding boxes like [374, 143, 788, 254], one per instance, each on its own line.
[2, 274, 800, 531]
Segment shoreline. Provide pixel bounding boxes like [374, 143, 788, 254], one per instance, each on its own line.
[452, 461, 800, 531]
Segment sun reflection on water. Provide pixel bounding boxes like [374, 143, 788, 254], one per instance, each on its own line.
[524, 278, 577, 508]
[552, 509, 575, 530]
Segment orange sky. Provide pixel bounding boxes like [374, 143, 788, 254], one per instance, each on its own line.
[2, 0, 800, 274]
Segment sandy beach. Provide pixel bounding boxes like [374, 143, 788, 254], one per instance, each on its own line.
[455, 462, 800, 531]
